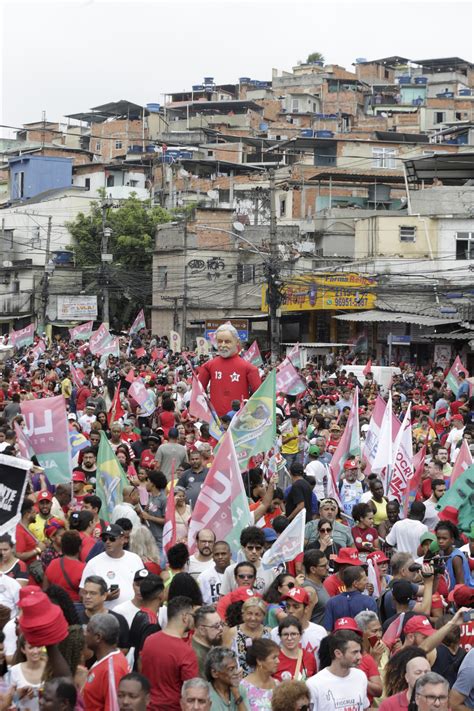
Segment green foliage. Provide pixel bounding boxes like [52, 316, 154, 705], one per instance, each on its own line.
[306, 52, 325, 64]
[66, 193, 171, 272]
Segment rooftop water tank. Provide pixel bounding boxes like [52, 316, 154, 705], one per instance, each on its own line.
[203, 77, 214, 84]
[355, 58, 367, 63]
[398, 76, 412, 84]
[146, 103, 161, 113]
[315, 130, 334, 138]
[239, 77, 251, 83]
[53, 250, 74, 266]
[146, 145, 156, 153]
[259, 122, 269, 131]
[414, 77, 428, 84]
[192, 85, 204, 92]
[459, 88, 472, 96]
[301, 129, 314, 137]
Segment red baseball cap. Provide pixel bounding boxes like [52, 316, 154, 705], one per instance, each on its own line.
[72, 470, 86, 483]
[37, 491, 53, 502]
[229, 587, 262, 604]
[438, 506, 459, 525]
[368, 551, 389, 564]
[331, 547, 363, 566]
[282, 587, 309, 605]
[404, 615, 435, 637]
[334, 617, 362, 634]
[343, 459, 358, 470]
[452, 414, 464, 422]
[447, 584, 474, 607]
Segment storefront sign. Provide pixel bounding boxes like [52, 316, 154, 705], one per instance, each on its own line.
[261, 273, 376, 312]
[57, 296, 97, 321]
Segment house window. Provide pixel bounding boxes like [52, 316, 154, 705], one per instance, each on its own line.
[157, 266, 168, 288]
[106, 175, 115, 188]
[129, 180, 138, 187]
[435, 112, 445, 124]
[95, 141, 101, 151]
[115, 141, 122, 150]
[14, 171, 25, 198]
[455, 232, 474, 260]
[237, 263, 255, 284]
[84, 178, 91, 190]
[280, 198, 286, 217]
[372, 148, 397, 168]
[399, 226, 416, 242]
[292, 99, 299, 112]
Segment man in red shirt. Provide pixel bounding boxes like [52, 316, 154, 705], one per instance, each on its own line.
[15, 498, 44, 564]
[76, 380, 92, 415]
[198, 325, 261, 418]
[140, 595, 198, 710]
[323, 547, 363, 596]
[83, 613, 129, 711]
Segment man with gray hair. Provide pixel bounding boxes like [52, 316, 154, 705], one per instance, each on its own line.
[415, 672, 449, 711]
[181, 678, 211, 711]
[198, 324, 261, 417]
[83, 613, 129, 710]
[205, 647, 249, 710]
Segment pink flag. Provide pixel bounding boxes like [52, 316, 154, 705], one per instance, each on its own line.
[402, 445, 426, 517]
[276, 358, 306, 395]
[125, 369, 136, 384]
[389, 404, 413, 503]
[367, 557, 381, 598]
[31, 339, 46, 360]
[89, 324, 112, 355]
[10, 323, 35, 349]
[187, 431, 252, 555]
[450, 438, 473, 486]
[363, 359, 372, 376]
[135, 346, 146, 358]
[68, 321, 93, 342]
[383, 612, 405, 651]
[129, 309, 146, 336]
[13, 422, 34, 460]
[151, 348, 164, 361]
[70, 364, 84, 388]
[20, 395, 71, 485]
[189, 375, 215, 423]
[445, 355, 469, 394]
[329, 387, 360, 484]
[242, 341, 263, 367]
[163, 465, 177, 552]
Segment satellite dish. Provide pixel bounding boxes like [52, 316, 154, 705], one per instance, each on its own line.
[2, 261, 12, 268]
[232, 222, 245, 233]
[207, 190, 218, 199]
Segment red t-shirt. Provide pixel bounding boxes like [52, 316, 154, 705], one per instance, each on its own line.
[140, 449, 156, 469]
[79, 532, 96, 562]
[83, 650, 129, 711]
[76, 386, 91, 412]
[45, 557, 85, 601]
[274, 649, 317, 682]
[359, 653, 380, 703]
[323, 573, 345, 596]
[460, 619, 474, 651]
[15, 524, 38, 558]
[379, 691, 409, 711]
[198, 354, 261, 418]
[141, 631, 198, 711]
[351, 526, 379, 551]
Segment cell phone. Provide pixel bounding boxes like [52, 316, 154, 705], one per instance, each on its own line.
[463, 610, 474, 623]
[368, 635, 379, 647]
[109, 584, 119, 592]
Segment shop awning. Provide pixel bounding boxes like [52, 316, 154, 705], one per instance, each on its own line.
[334, 310, 460, 326]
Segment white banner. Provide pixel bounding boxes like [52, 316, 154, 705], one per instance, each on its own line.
[57, 296, 97, 321]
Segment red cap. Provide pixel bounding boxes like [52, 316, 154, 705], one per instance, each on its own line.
[343, 459, 358, 470]
[72, 470, 86, 483]
[37, 490, 53, 502]
[330, 547, 363, 566]
[436, 408, 448, 416]
[229, 587, 262, 604]
[452, 414, 464, 423]
[334, 617, 362, 634]
[404, 615, 435, 637]
[448, 584, 474, 606]
[438, 506, 459, 525]
[368, 550, 389, 564]
[18, 587, 68, 646]
[282, 587, 309, 605]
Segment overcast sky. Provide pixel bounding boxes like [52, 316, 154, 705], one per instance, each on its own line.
[1, 0, 473, 136]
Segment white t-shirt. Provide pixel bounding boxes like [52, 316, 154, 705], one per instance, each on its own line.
[198, 565, 225, 604]
[446, 427, 464, 462]
[0, 572, 20, 617]
[3, 617, 17, 658]
[423, 499, 440, 530]
[113, 599, 140, 628]
[305, 460, 328, 501]
[386, 519, 428, 558]
[110, 502, 141, 530]
[188, 555, 214, 580]
[220, 561, 277, 595]
[78, 413, 96, 434]
[271, 621, 327, 668]
[307, 667, 369, 711]
[79, 551, 143, 610]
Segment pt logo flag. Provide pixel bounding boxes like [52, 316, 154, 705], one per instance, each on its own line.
[188, 430, 252, 556]
[128, 379, 156, 417]
[242, 341, 263, 368]
[445, 356, 468, 395]
[389, 404, 413, 502]
[436, 462, 474, 532]
[262, 508, 306, 570]
[0, 454, 30, 535]
[20, 395, 71, 485]
[196, 337, 210, 357]
[170, 330, 181, 353]
[10, 323, 35, 349]
[89, 324, 113, 355]
[276, 358, 306, 395]
[69, 321, 93, 341]
[129, 309, 146, 335]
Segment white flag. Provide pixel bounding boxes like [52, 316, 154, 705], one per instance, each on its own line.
[389, 403, 413, 503]
[170, 330, 181, 353]
[371, 392, 393, 494]
[261, 509, 306, 570]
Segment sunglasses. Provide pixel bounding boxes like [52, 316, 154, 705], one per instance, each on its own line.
[237, 573, 255, 579]
[102, 535, 117, 543]
[245, 545, 263, 551]
[319, 527, 332, 533]
[283, 581, 295, 589]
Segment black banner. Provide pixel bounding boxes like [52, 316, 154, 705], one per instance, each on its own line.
[0, 454, 29, 535]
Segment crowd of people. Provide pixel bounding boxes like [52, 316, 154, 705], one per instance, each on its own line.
[0, 322, 472, 711]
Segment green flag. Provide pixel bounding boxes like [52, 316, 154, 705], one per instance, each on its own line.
[228, 369, 276, 471]
[436, 462, 474, 532]
[95, 432, 129, 520]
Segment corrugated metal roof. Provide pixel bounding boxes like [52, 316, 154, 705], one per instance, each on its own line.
[417, 331, 474, 340]
[334, 310, 460, 326]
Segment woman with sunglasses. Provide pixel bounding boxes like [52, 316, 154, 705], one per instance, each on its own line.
[306, 519, 341, 572]
[271, 680, 312, 711]
[274, 617, 316, 682]
[304, 498, 354, 549]
[263, 574, 299, 628]
[228, 597, 272, 677]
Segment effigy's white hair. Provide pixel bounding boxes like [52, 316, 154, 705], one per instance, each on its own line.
[215, 323, 240, 340]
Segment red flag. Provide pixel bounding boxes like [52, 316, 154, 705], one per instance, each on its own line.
[135, 346, 146, 358]
[125, 369, 136, 384]
[151, 348, 160, 361]
[363, 359, 372, 376]
[401, 445, 426, 517]
[383, 612, 405, 651]
[163, 465, 177, 552]
[450, 438, 473, 486]
[108, 384, 125, 426]
[189, 374, 214, 423]
[70, 364, 84, 389]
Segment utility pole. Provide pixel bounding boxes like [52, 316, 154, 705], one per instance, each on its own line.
[39, 216, 52, 335]
[268, 168, 280, 363]
[101, 199, 113, 328]
[181, 219, 188, 347]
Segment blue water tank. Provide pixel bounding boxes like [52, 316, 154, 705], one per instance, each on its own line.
[315, 130, 334, 138]
[192, 85, 204, 92]
[131, 145, 142, 153]
[146, 145, 156, 153]
[53, 250, 74, 266]
[301, 129, 314, 137]
[459, 89, 471, 96]
[398, 76, 411, 84]
[259, 122, 269, 131]
[146, 103, 161, 113]
[239, 77, 251, 83]
[415, 77, 428, 84]
[355, 58, 367, 63]
[203, 77, 214, 84]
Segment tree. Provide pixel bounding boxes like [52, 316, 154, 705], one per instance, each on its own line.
[66, 193, 171, 327]
[306, 52, 325, 65]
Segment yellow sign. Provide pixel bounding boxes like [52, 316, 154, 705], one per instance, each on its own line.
[261, 273, 376, 312]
